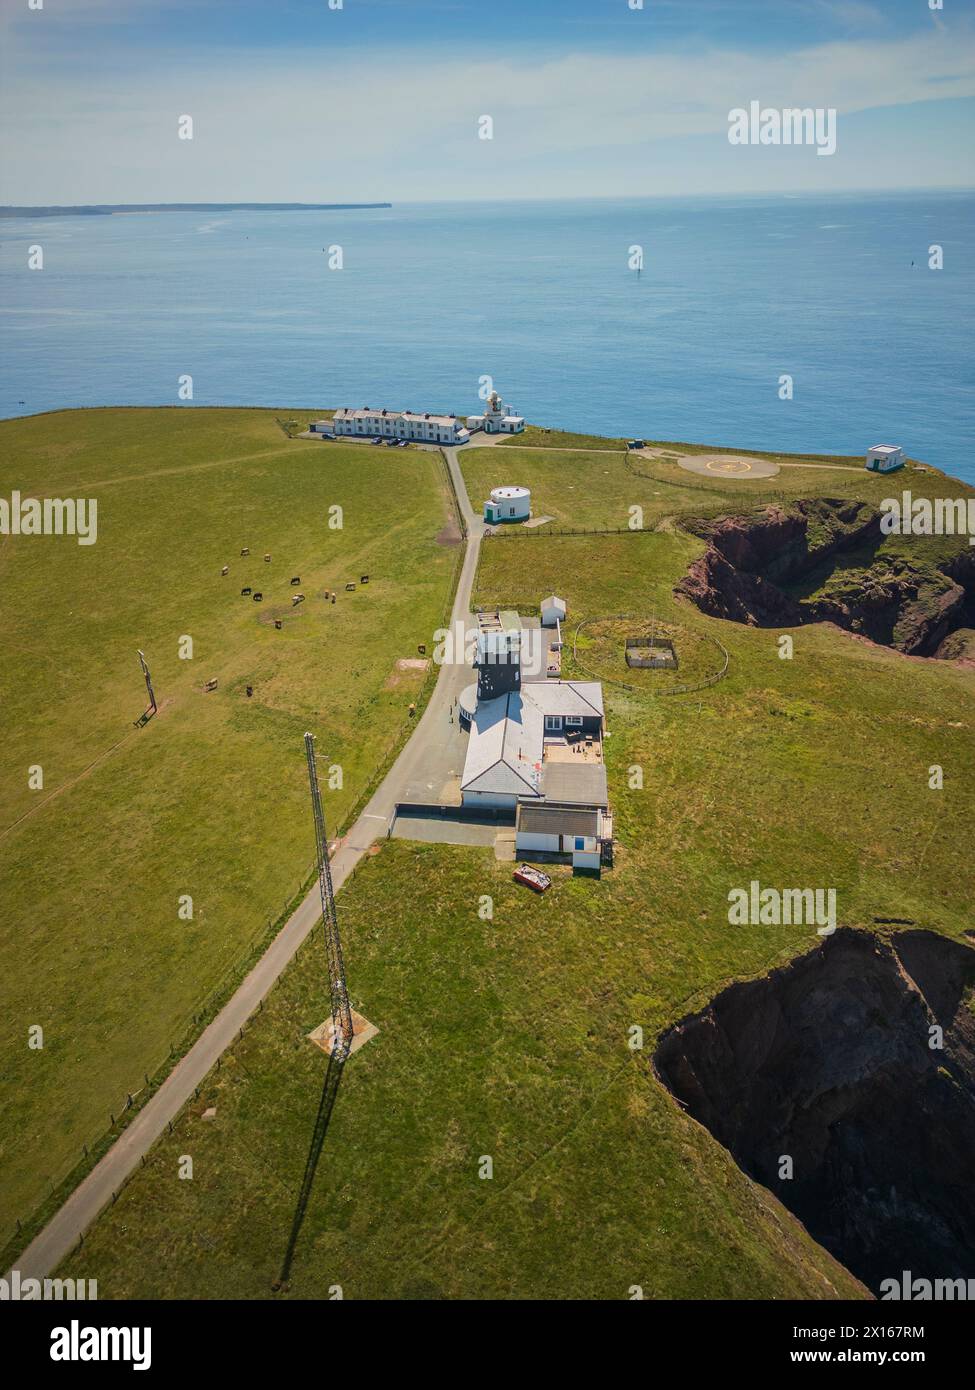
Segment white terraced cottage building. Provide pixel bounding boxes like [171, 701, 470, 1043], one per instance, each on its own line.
[325, 407, 471, 445]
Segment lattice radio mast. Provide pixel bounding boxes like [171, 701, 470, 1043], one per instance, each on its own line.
[304, 731, 353, 1061]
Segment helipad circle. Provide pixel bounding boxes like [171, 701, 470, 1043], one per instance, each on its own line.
[677, 454, 780, 480]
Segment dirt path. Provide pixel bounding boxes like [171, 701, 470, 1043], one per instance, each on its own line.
[0, 699, 174, 846]
[0, 732, 139, 847]
[79, 443, 308, 490]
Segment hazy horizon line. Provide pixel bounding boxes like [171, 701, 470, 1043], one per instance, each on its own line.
[3, 185, 974, 215]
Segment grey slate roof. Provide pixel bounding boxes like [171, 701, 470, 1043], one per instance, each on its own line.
[460, 692, 543, 797]
[460, 682, 605, 798]
[540, 761, 608, 808]
[517, 803, 600, 837]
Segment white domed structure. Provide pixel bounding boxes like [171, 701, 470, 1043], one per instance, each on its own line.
[484, 486, 531, 524]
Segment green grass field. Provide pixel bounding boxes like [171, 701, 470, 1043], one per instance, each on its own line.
[573, 616, 725, 692]
[0, 408, 458, 1243]
[53, 439, 974, 1299]
[497, 424, 626, 451]
[462, 441, 969, 535]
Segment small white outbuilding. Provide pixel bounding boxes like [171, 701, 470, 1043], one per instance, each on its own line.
[484, 486, 531, 523]
[866, 444, 905, 473]
[540, 595, 567, 628]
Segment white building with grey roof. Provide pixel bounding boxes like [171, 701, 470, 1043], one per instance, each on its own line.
[457, 599, 612, 872]
[331, 407, 470, 445]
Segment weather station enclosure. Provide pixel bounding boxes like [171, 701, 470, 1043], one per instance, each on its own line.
[625, 636, 679, 670]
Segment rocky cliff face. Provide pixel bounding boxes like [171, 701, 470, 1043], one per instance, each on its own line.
[655, 929, 975, 1295]
[677, 500, 975, 656]
[934, 626, 975, 663]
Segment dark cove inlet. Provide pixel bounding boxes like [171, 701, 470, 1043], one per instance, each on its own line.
[2, 192, 972, 483]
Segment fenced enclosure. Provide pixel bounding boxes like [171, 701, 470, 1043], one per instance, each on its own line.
[572, 614, 729, 696]
[625, 636, 679, 670]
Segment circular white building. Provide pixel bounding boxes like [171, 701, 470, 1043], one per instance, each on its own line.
[484, 486, 531, 524]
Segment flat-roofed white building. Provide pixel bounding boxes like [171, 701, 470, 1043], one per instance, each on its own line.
[484, 486, 531, 523]
[866, 444, 905, 473]
[332, 407, 470, 445]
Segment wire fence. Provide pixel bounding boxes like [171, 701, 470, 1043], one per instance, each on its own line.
[571, 614, 730, 697]
[484, 523, 661, 540]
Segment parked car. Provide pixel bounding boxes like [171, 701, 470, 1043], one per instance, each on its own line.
[384, 437, 398, 447]
[396, 438, 408, 447]
[371, 436, 383, 445]
[513, 863, 552, 893]
[627, 439, 645, 450]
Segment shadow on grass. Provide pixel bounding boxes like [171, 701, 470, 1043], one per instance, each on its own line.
[275, 1047, 346, 1289]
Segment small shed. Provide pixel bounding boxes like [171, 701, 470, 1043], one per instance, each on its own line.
[540, 595, 567, 628]
[515, 802, 604, 873]
[866, 444, 905, 473]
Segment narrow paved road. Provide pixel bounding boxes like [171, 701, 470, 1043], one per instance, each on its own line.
[9, 447, 483, 1283]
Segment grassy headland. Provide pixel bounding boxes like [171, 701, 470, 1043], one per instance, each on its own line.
[0, 407, 457, 1241]
[50, 426, 973, 1299]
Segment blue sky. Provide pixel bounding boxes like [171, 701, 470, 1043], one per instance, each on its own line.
[1, 0, 973, 202]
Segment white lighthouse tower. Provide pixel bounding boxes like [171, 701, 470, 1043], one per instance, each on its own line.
[467, 390, 525, 435]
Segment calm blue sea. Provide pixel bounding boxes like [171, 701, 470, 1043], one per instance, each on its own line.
[1, 193, 972, 482]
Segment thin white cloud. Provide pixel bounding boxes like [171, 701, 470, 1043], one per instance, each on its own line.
[812, 1, 887, 31]
[2, 29, 974, 201]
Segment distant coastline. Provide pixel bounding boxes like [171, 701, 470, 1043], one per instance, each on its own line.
[2, 194, 971, 483]
[0, 202, 392, 219]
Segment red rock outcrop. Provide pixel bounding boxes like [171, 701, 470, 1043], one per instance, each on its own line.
[677, 500, 975, 656]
